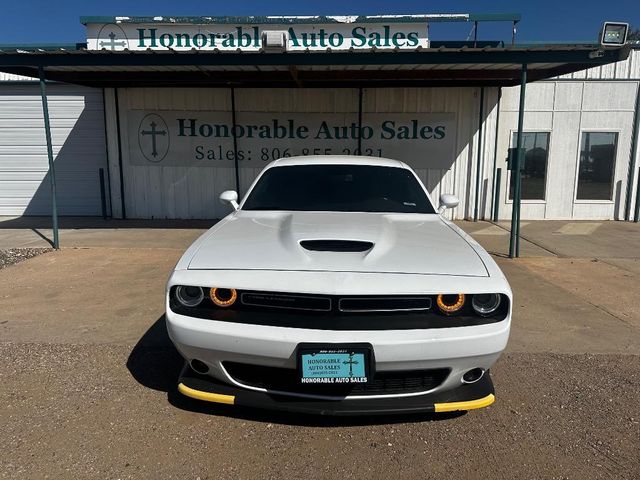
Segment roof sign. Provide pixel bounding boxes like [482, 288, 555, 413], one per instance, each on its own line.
[85, 20, 429, 52]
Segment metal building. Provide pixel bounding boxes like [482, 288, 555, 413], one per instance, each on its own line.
[0, 72, 108, 216]
[0, 14, 637, 234]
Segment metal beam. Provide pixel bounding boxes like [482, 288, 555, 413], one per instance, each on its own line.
[474, 87, 485, 221]
[509, 64, 527, 259]
[0, 59, 619, 90]
[37, 66, 59, 249]
[230, 87, 240, 195]
[0, 46, 630, 68]
[357, 87, 364, 154]
[490, 88, 502, 220]
[113, 88, 126, 219]
[625, 83, 640, 220]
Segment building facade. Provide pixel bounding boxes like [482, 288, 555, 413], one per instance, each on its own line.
[0, 20, 637, 222]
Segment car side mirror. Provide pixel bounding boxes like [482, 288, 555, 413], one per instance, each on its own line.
[219, 190, 239, 211]
[438, 194, 459, 214]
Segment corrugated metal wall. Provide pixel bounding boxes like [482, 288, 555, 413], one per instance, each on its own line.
[558, 47, 640, 80]
[107, 86, 499, 220]
[0, 84, 108, 216]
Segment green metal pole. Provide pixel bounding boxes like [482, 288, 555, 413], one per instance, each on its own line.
[38, 66, 59, 249]
[515, 65, 528, 257]
[509, 64, 527, 258]
[634, 167, 640, 222]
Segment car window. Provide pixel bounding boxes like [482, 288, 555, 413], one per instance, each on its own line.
[242, 164, 436, 214]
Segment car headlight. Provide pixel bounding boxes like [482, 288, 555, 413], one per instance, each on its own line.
[471, 293, 501, 316]
[175, 285, 204, 307]
[210, 287, 238, 308]
[436, 293, 465, 314]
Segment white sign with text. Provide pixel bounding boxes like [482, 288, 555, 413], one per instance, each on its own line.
[87, 22, 429, 52]
[128, 111, 456, 169]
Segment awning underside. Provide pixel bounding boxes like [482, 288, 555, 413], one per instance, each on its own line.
[0, 45, 630, 88]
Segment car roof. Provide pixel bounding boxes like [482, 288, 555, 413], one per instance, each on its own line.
[270, 155, 408, 169]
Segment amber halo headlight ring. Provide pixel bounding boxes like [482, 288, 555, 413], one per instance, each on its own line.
[209, 287, 238, 308]
[175, 285, 205, 307]
[471, 293, 502, 317]
[436, 293, 466, 314]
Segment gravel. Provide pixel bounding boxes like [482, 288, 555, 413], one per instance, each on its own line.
[0, 248, 52, 269]
[0, 345, 638, 479]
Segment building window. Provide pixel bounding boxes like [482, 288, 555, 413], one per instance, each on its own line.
[509, 132, 549, 200]
[576, 132, 618, 200]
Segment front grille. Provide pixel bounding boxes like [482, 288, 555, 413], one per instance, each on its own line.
[239, 291, 433, 314]
[169, 288, 510, 330]
[338, 297, 432, 312]
[223, 361, 449, 396]
[241, 292, 332, 312]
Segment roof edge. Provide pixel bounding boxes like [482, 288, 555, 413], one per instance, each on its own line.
[79, 13, 521, 25]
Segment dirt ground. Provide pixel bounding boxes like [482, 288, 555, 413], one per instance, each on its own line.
[1, 220, 639, 479]
[2, 344, 638, 480]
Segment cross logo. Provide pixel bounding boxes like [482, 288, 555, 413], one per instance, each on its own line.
[343, 352, 360, 378]
[96, 24, 129, 51]
[138, 114, 170, 163]
[99, 32, 127, 50]
[141, 121, 167, 158]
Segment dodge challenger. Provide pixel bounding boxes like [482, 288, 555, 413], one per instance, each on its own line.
[166, 156, 511, 415]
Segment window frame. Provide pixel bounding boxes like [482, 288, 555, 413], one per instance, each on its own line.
[505, 129, 551, 205]
[574, 129, 620, 204]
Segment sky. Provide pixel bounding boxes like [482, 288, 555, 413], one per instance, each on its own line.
[1, 0, 638, 45]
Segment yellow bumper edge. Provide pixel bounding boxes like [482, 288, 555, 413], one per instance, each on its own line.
[178, 382, 235, 405]
[434, 393, 495, 413]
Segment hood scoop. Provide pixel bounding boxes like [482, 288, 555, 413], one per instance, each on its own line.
[300, 239, 374, 253]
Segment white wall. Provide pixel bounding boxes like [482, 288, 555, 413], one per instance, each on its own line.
[107, 87, 499, 220]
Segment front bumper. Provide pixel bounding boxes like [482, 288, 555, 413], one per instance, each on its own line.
[166, 309, 510, 398]
[177, 362, 496, 415]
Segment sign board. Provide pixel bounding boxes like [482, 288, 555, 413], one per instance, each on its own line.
[128, 111, 456, 169]
[86, 21, 428, 52]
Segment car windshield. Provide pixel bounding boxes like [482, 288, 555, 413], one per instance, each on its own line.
[242, 164, 436, 213]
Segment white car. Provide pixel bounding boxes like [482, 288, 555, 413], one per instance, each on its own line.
[166, 156, 511, 415]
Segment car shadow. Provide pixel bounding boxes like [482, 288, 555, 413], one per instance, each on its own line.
[126, 315, 466, 426]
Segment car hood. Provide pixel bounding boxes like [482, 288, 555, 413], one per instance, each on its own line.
[187, 211, 488, 277]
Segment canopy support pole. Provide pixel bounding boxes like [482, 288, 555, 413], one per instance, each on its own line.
[509, 64, 527, 258]
[38, 66, 59, 249]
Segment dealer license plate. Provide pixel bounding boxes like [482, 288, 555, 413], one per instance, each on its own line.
[298, 345, 371, 385]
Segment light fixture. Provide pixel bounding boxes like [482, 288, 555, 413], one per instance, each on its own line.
[471, 294, 501, 316]
[600, 22, 629, 47]
[175, 285, 204, 307]
[210, 288, 238, 307]
[436, 294, 465, 314]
